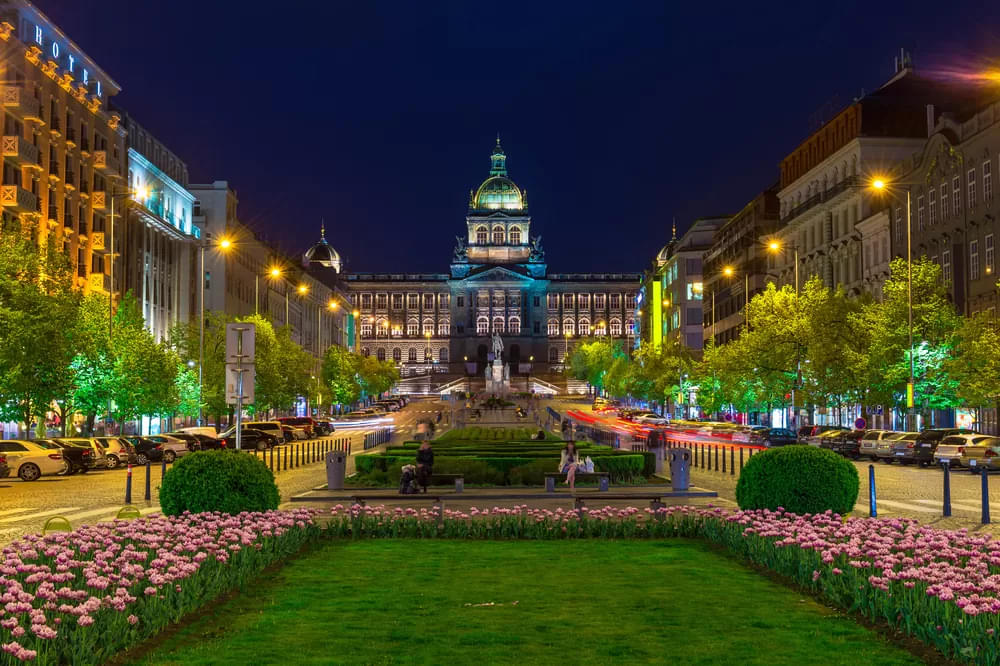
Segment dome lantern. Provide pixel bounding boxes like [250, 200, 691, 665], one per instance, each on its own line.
[303, 220, 343, 273]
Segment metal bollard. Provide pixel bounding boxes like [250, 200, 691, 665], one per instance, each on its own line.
[125, 464, 132, 504]
[295, 444, 300, 468]
[739, 448, 744, 473]
[715, 445, 719, 471]
[283, 445, 288, 471]
[868, 464, 877, 517]
[982, 468, 991, 525]
[942, 462, 952, 517]
[722, 446, 726, 473]
[269, 445, 274, 472]
[161, 457, 167, 481]
[730, 447, 735, 475]
[144, 460, 151, 501]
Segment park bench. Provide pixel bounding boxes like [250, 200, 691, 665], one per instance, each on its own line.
[544, 471, 610, 492]
[427, 473, 464, 493]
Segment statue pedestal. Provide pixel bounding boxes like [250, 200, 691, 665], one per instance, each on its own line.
[485, 359, 510, 396]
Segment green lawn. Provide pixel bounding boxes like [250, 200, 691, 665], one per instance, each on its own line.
[133, 540, 920, 665]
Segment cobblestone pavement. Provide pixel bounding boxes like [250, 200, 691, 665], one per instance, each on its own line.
[0, 399, 447, 544]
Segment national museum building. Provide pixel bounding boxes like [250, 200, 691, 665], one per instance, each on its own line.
[307, 140, 640, 383]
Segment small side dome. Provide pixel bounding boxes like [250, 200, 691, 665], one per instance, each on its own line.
[304, 222, 343, 273]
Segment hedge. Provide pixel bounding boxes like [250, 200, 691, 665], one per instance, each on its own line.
[160, 450, 280, 515]
[735, 445, 859, 515]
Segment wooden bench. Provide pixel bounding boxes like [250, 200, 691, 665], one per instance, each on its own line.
[427, 473, 464, 493]
[544, 472, 610, 492]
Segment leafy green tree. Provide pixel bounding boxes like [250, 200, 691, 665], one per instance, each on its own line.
[321, 344, 362, 406]
[170, 311, 230, 424]
[567, 338, 619, 395]
[359, 355, 399, 399]
[68, 294, 114, 434]
[946, 312, 1000, 424]
[174, 363, 202, 419]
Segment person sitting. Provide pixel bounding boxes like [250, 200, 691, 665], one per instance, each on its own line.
[558, 442, 581, 491]
[415, 440, 434, 493]
[533, 429, 546, 440]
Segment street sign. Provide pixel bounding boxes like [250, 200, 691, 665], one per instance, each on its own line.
[855, 417, 867, 430]
[225, 363, 255, 405]
[225, 323, 256, 364]
[906, 382, 914, 409]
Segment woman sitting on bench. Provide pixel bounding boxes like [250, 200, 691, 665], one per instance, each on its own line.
[558, 442, 581, 491]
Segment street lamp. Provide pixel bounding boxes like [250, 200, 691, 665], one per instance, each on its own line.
[765, 241, 803, 428]
[255, 266, 284, 316]
[871, 176, 916, 431]
[198, 235, 233, 425]
[722, 265, 750, 331]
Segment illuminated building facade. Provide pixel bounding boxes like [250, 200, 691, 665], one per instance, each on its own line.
[0, 0, 126, 297]
[342, 140, 640, 380]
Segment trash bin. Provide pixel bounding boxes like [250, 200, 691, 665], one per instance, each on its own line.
[669, 448, 691, 491]
[326, 451, 347, 491]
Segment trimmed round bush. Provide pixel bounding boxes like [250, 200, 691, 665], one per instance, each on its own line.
[160, 451, 279, 516]
[735, 445, 859, 515]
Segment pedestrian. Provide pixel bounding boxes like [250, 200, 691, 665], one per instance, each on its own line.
[558, 442, 581, 491]
[416, 439, 434, 493]
[436, 411, 442, 424]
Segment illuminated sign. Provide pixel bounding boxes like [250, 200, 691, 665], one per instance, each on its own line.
[31, 22, 101, 97]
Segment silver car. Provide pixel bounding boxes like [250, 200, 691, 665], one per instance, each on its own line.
[859, 430, 896, 460]
[146, 434, 194, 463]
[95, 436, 134, 469]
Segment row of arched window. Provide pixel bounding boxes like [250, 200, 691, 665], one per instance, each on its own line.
[546, 317, 632, 336]
[474, 225, 522, 245]
[475, 316, 520, 335]
[360, 317, 450, 338]
[361, 347, 449, 363]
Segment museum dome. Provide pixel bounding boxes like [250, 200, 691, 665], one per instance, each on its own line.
[304, 222, 343, 273]
[472, 136, 524, 210]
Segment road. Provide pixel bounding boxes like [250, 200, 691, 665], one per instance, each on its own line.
[0, 398, 448, 544]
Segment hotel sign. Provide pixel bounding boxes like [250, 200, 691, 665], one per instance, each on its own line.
[29, 22, 101, 97]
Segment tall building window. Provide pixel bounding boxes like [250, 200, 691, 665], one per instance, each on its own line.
[407, 320, 418, 336]
[361, 293, 372, 309]
[609, 318, 622, 335]
[928, 188, 936, 225]
[594, 293, 606, 309]
[438, 320, 449, 336]
[563, 293, 574, 308]
[917, 195, 925, 230]
[969, 168, 978, 208]
[407, 293, 419, 309]
[375, 293, 387, 309]
[509, 227, 521, 244]
[943, 249, 952, 284]
[970, 239, 980, 280]
[492, 317, 504, 333]
[392, 348, 401, 362]
[987, 234, 995, 275]
[578, 318, 590, 336]
[492, 226, 505, 244]
[476, 226, 488, 244]
[391, 293, 403, 309]
[953, 175, 962, 214]
[941, 182, 948, 219]
[408, 348, 417, 362]
[423, 294, 434, 310]
[508, 316, 521, 334]
[477, 317, 489, 335]
[562, 318, 574, 335]
[986, 161, 994, 202]
[610, 294, 621, 309]
[422, 319, 434, 335]
[625, 293, 637, 309]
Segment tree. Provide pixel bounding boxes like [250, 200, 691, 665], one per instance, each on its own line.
[359, 355, 399, 399]
[68, 294, 114, 434]
[567, 338, 618, 395]
[174, 363, 201, 419]
[946, 312, 1000, 425]
[321, 344, 362, 406]
[170, 311, 230, 424]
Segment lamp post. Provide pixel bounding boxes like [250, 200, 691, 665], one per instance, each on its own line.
[766, 240, 803, 428]
[871, 177, 916, 431]
[723, 266, 750, 331]
[198, 236, 232, 426]
[564, 330, 571, 364]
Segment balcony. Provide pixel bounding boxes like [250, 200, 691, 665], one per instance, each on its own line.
[1, 135, 39, 168]
[65, 127, 76, 146]
[49, 116, 61, 137]
[1, 185, 38, 213]
[91, 231, 105, 252]
[1, 86, 41, 122]
[64, 170, 76, 190]
[91, 191, 106, 210]
[781, 176, 859, 223]
[87, 271, 108, 293]
[92, 150, 119, 174]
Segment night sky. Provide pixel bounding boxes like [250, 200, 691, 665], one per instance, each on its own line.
[40, 0, 1000, 273]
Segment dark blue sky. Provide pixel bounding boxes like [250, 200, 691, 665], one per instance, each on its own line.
[41, 0, 1000, 272]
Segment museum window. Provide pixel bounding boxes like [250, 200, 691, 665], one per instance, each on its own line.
[625, 318, 635, 335]
[423, 294, 434, 310]
[969, 168, 978, 209]
[610, 294, 621, 309]
[953, 175, 961, 214]
[610, 318, 622, 335]
[391, 293, 403, 309]
[408, 293, 419, 309]
[941, 182, 949, 219]
[439, 348, 449, 362]
[594, 293, 606, 309]
[438, 320, 449, 336]
[492, 226, 505, 244]
[578, 293, 589, 309]
[508, 316, 521, 334]
[408, 348, 417, 362]
[376, 293, 387, 309]
[928, 189, 936, 225]
[361, 322, 373, 337]
[457, 295, 464, 307]
[971, 239, 980, 281]
[987, 234, 995, 276]
[625, 293, 636, 309]
[547, 319, 559, 336]
[423, 319, 434, 335]
[407, 320, 419, 336]
[361, 348, 370, 357]
[547, 293, 558, 309]
[392, 348, 401, 362]
[361, 293, 372, 309]
[986, 160, 994, 202]
[509, 227, 521, 245]
[563, 293, 574, 309]
[439, 293, 449, 308]
[476, 226, 488, 244]
[492, 317, 504, 333]
[477, 317, 490, 335]
[548, 347, 559, 363]
[533, 295, 540, 307]
[533, 321, 540, 334]
[578, 318, 590, 336]
[595, 320, 606, 336]
[424, 348, 433, 362]
[562, 318, 574, 335]
[376, 348, 385, 361]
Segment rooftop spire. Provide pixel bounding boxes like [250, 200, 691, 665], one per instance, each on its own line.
[671, 217, 677, 241]
[320, 219, 326, 241]
[489, 134, 507, 177]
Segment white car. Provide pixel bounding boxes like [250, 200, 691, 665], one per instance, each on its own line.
[178, 426, 219, 439]
[146, 435, 194, 463]
[240, 421, 286, 444]
[633, 413, 669, 426]
[94, 436, 134, 469]
[0, 440, 67, 481]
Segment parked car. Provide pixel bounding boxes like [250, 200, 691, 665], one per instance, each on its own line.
[277, 416, 318, 438]
[220, 428, 278, 451]
[178, 426, 220, 438]
[163, 432, 225, 451]
[47, 439, 98, 474]
[905, 429, 977, 466]
[825, 430, 865, 459]
[54, 437, 110, 470]
[239, 421, 285, 444]
[0, 440, 66, 480]
[859, 430, 896, 460]
[94, 437, 135, 469]
[750, 427, 797, 447]
[312, 418, 335, 436]
[932, 433, 990, 468]
[960, 437, 1000, 472]
[121, 437, 165, 464]
[812, 429, 845, 449]
[373, 401, 400, 412]
[145, 434, 194, 463]
[0, 454, 9, 479]
[281, 425, 307, 441]
[880, 432, 919, 462]
[804, 426, 850, 446]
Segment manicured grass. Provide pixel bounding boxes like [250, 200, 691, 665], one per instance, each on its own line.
[133, 540, 919, 665]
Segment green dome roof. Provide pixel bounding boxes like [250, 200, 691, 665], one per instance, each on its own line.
[474, 176, 523, 210]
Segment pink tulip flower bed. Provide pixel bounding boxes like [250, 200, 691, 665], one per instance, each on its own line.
[0, 509, 319, 665]
[331, 503, 1000, 664]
